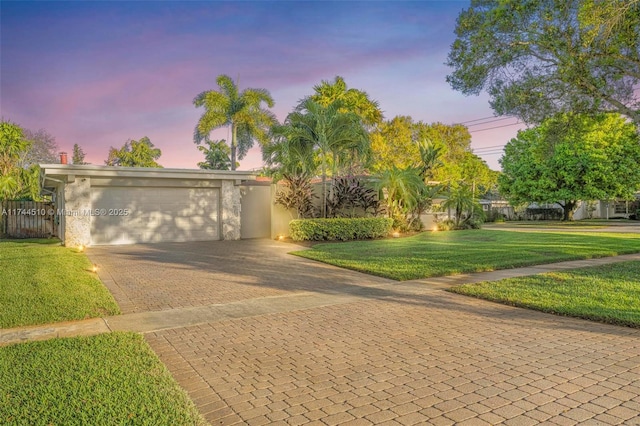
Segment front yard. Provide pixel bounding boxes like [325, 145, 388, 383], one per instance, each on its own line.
[0, 239, 120, 328]
[0, 240, 204, 424]
[291, 229, 640, 280]
[450, 261, 640, 328]
[0, 332, 206, 425]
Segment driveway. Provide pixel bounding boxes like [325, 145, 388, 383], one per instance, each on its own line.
[89, 240, 640, 425]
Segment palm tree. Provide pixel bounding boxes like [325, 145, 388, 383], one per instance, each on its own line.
[442, 185, 476, 227]
[197, 138, 232, 170]
[193, 75, 276, 170]
[311, 76, 383, 128]
[285, 98, 370, 217]
[375, 166, 426, 220]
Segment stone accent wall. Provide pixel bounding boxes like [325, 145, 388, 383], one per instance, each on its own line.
[221, 180, 241, 240]
[63, 177, 91, 247]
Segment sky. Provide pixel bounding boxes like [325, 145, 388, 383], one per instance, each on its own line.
[1, 1, 525, 171]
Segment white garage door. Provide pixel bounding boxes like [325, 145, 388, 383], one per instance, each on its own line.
[91, 186, 220, 245]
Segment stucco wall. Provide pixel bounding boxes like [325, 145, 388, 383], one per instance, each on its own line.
[240, 183, 271, 239]
[63, 177, 91, 248]
[221, 180, 241, 240]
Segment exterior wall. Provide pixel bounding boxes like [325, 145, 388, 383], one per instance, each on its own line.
[63, 177, 91, 248]
[220, 180, 241, 240]
[270, 182, 297, 239]
[240, 182, 271, 239]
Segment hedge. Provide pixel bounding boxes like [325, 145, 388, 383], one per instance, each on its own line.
[289, 217, 393, 241]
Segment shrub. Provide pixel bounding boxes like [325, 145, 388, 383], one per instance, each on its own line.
[435, 217, 483, 231]
[289, 217, 393, 241]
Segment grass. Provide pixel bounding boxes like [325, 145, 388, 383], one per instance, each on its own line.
[449, 261, 640, 328]
[0, 332, 206, 425]
[0, 239, 120, 328]
[291, 229, 640, 280]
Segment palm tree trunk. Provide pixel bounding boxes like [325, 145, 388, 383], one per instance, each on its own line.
[231, 123, 237, 171]
[322, 156, 327, 218]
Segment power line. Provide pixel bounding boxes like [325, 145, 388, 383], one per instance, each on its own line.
[454, 115, 508, 125]
[473, 144, 505, 151]
[468, 121, 523, 133]
[464, 117, 518, 127]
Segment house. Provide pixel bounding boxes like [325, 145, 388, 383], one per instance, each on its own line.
[40, 164, 258, 247]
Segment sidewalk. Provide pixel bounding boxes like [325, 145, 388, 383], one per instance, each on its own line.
[3, 252, 640, 347]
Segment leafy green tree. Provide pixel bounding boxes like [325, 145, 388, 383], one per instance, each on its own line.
[72, 143, 87, 165]
[197, 138, 232, 170]
[311, 76, 383, 128]
[282, 98, 370, 217]
[0, 120, 40, 200]
[370, 116, 417, 171]
[194, 75, 276, 170]
[446, 0, 640, 125]
[499, 113, 640, 220]
[105, 137, 162, 168]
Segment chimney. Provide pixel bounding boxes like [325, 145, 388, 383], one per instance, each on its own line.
[60, 152, 68, 164]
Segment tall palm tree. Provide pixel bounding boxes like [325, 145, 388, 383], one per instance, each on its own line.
[193, 75, 276, 170]
[311, 76, 383, 128]
[285, 98, 369, 217]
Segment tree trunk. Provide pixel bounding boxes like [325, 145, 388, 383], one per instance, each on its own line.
[561, 200, 577, 221]
[230, 124, 237, 171]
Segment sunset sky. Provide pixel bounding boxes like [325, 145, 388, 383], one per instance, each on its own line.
[1, 1, 524, 171]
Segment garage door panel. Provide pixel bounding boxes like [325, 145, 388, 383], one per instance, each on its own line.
[91, 187, 220, 245]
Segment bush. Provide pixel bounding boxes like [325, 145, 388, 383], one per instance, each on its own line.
[289, 218, 393, 241]
[435, 217, 483, 231]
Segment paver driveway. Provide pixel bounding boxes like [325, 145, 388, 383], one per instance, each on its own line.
[89, 240, 640, 425]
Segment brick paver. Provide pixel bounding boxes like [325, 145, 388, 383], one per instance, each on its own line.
[90, 239, 640, 425]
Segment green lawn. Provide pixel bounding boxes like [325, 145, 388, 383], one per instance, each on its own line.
[291, 229, 640, 280]
[450, 261, 640, 328]
[0, 332, 206, 425]
[0, 239, 120, 328]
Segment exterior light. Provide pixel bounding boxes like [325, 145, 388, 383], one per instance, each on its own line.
[78, 245, 84, 252]
[432, 225, 438, 232]
[277, 235, 285, 241]
[92, 264, 98, 273]
[392, 231, 401, 238]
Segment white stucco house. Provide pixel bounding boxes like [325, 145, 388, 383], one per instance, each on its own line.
[40, 164, 257, 247]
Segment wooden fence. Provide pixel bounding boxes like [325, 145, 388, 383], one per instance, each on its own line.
[0, 200, 57, 239]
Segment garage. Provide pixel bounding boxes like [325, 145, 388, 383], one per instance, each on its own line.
[40, 164, 255, 247]
[91, 186, 220, 245]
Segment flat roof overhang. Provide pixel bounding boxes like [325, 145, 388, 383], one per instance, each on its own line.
[40, 164, 258, 188]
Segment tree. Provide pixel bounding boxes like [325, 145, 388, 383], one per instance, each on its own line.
[20, 128, 58, 167]
[105, 137, 162, 168]
[446, 0, 640, 125]
[197, 138, 232, 170]
[282, 98, 370, 217]
[72, 143, 87, 165]
[375, 166, 426, 229]
[499, 113, 640, 220]
[442, 185, 477, 228]
[0, 120, 40, 200]
[193, 74, 276, 170]
[311, 76, 383, 128]
[370, 116, 417, 171]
